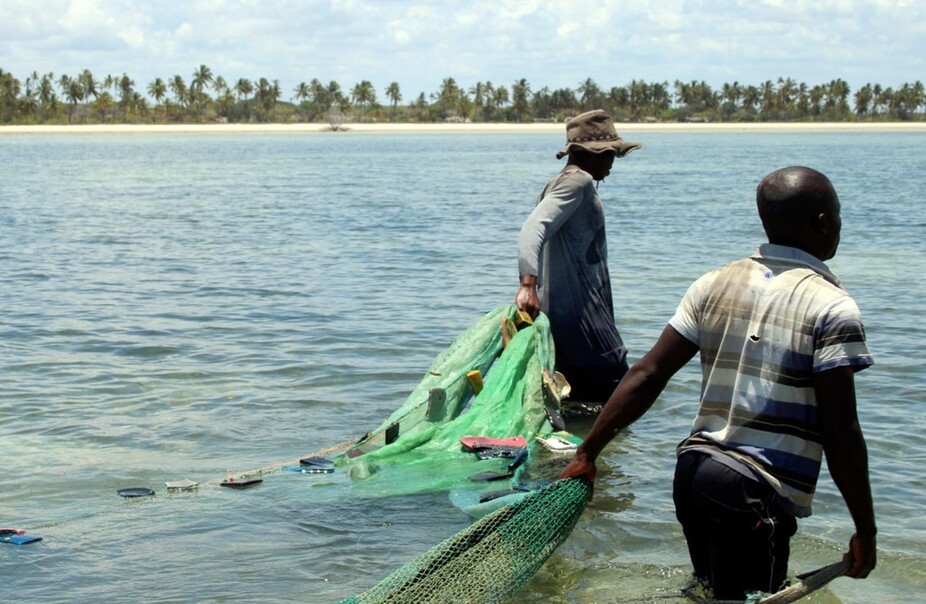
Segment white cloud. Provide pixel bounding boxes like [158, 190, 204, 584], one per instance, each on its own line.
[118, 25, 146, 49]
[0, 0, 922, 98]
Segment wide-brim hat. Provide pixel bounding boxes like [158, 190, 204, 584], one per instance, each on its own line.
[556, 109, 642, 159]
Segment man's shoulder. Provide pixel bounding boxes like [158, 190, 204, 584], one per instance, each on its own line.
[548, 167, 594, 190]
[690, 258, 751, 287]
[682, 257, 769, 302]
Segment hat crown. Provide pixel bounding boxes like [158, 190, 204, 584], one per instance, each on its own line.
[555, 109, 641, 159]
[565, 110, 619, 143]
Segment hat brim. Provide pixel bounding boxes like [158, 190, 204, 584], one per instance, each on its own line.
[556, 140, 642, 160]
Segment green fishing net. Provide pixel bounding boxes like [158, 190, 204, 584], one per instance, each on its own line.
[336, 477, 591, 604]
[329, 306, 583, 602]
[334, 305, 564, 498]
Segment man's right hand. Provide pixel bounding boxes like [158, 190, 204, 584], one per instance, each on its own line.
[515, 275, 541, 318]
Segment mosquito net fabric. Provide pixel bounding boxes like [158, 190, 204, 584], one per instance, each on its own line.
[334, 305, 562, 498]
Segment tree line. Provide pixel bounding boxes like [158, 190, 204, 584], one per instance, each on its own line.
[1, 64, 924, 126]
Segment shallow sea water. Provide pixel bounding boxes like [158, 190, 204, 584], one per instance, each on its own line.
[1, 129, 924, 603]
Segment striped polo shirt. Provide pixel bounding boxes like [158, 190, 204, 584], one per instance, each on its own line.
[669, 243, 873, 516]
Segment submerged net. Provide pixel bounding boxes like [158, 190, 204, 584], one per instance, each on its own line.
[336, 477, 591, 604]
[329, 306, 585, 602]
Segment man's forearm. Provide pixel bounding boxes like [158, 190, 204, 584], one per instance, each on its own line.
[815, 367, 877, 539]
[519, 274, 537, 288]
[576, 363, 664, 461]
[824, 422, 877, 539]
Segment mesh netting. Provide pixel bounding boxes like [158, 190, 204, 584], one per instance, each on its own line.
[336, 477, 591, 604]
[334, 305, 563, 498]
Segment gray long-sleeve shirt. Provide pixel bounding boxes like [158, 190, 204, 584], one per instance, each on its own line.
[518, 166, 627, 370]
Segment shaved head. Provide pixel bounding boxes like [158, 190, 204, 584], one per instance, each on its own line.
[756, 167, 842, 260]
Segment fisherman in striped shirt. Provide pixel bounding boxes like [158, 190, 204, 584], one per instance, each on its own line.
[562, 166, 877, 600]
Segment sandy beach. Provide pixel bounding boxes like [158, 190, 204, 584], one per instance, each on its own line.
[2, 121, 925, 135]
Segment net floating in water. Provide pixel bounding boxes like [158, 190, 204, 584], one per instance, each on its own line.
[336, 477, 590, 604]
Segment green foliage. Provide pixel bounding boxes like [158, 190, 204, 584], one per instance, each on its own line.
[1, 65, 924, 125]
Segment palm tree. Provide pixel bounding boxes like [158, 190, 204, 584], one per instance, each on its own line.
[436, 77, 459, 119]
[308, 78, 329, 112]
[823, 78, 849, 120]
[577, 78, 603, 110]
[796, 83, 810, 117]
[19, 89, 38, 120]
[212, 75, 227, 97]
[458, 94, 475, 121]
[170, 75, 188, 108]
[829, 78, 851, 119]
[327, 80, 348, 112]
[548, 87, 577, 117]
[741, 85, 760, 115]
[511, 78, 531, 122]
[58, 74, 84, 123]
[350, 80, 376, 121]
[651, 81, 671, 114]
[483, 81, 496, 119]
[130, 92, 148, 122]
[23, 70, 38, 100]
[760, 80, 776, 116]
[777, 77, 798, 118]
[629, 79, 650, 119]
[38, 72, 56, 122]
[235, 78, 253, 102]
[411, 92, 430, 121]
[293, 81, 311, 121]
[190, 64, 213, 122]
[79, 69, 99, 100]
[102, 74, 116, 98]
[721, 81, 741, 118]
[293, 81, 310, 104]
[529, 86, 552, 119]
[191, 64, 213, 91]
[385, 81, 402, 121]
[94, 91, 115, 122]
[809, 85, 826, 118]
[854, 84, 874, 117]
[912, 81, 925, 114]
[117, 73, 135, 121]
[0, 69, 22, 122]
[891, 81, 923, 119]
[215, 89, 235, 120]
[469, 82, 486, 121]
[872, 84, 887, 116]
[148, 77, 167, 119]
[605, 85, 628, 116]
[235, 78, 253, 122]
[492, 85, 509, 116]
[254, 77, 280, 121]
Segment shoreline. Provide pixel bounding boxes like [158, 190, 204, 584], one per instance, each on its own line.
[1, 121, 925, 135]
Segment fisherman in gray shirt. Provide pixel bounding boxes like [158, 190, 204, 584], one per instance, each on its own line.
[516, 110, 641, 408]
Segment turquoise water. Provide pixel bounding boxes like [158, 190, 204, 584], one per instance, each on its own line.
[1, 130, 924, 603]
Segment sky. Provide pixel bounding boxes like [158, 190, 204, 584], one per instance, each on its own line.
[1, 0, 923, 101]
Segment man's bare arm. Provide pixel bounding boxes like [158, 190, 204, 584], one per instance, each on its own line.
[561, 325, 698, 493]
[814, 366, 877, 578]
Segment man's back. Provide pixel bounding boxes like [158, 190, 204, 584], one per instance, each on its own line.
[561, 167, 878, 595]
[670, 243, 874, 516]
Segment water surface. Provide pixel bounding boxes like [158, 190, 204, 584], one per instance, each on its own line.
[1, 130, 924, 602]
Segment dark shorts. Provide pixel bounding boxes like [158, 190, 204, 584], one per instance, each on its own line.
[558, 360, 629, 406]
[673, 451, 798, 599]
